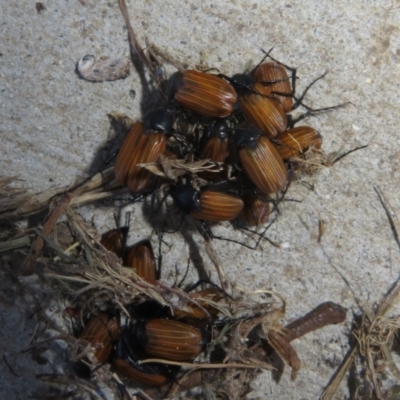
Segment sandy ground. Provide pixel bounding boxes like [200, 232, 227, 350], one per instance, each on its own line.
[1, 0, 400, 398]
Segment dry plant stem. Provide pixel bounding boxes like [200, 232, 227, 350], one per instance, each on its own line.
[23, 169, 117, 274]
[168, 370, 205, 396]
[25, 191, 80, 274]
[133, 389, 153, 400]
[267, 331, 301, 381]
[284, 301, 347, 342]
[139, 359, 259, 370]
[322, 187, 400, 400]
[3, 355, 20, 378]
[0, 236, 31, 252]
[144, 361, 260, 397]
[362, 311, 383, 400]
[155, 281, 211, 319]
[372, 187, 400, 378]
[365, 309, 400, 380]
[0, 167, 117, 220]
[23, 334, 78, 353]
[374, 185, 400, 254]
[111, 373, 135, 400]
[258, 302, 347, 382]
[203, 235, 227, 291]
[321, 346, 357, 400]
[33, 228, 80, 263]
[140, 156, 223, 180]
[118, 0, 160, 83]
[146, 41, 189, 72]
[69, 188, 122, 207]
[37, 374, 104, 399]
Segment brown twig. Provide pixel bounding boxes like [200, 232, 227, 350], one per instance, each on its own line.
[118, 0, 160, 83]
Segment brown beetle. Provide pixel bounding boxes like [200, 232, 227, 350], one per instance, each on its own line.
[240, 83, 288, 138]
[240, 191, 270, 227]
[137, 319, 208, 361]
[169, 70, 237, 118]
[274, 126, 322, 160]
[113, 358, 169, 386]
[198, 120, 230, 180]
[79, 314, 120, 363]
[253, 61, 293, 113]
[100, 227, 129, 258]
[172, 184, 244, 222]
[114, 120, 167, 194]
[113, 325, 180, 386]
[123, 239, 157, 284]
[173, 288, 224, 321]
[234, 128, 288, 195]
[200, 120, 230, 164]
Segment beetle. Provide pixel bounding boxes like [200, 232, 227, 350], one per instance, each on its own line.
[234, 128, 288, 195]
[100, 226, 129, 258]
[211, 65, 289, 138]
[79, 314, 120, 363]
[252, 51, 339, 116]
[198, 119, 231, 180]
[168, 70, 237, 118]
[113, 358, 169, 386]
[253, 61, 293, 113]
[113, 326, 179, 386]
[199, 119, 230, 164]
[274, 126, 322, 160]
[172, 287, 225, 322]
[238, 82, 287, 138]
[171, 184, 244, 222]
[135, 319, 209, 361]
[114, 121, 168, 194]
[123, 239, 157, 284]
[114, 102, 176, 195]
[240, 191, 270, 227]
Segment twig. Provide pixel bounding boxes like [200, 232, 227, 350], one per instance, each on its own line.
[3, 354, 21, 377]
[118, 0, 160, 83]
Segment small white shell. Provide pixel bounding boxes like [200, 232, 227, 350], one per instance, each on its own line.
[77, 54, 130, 82]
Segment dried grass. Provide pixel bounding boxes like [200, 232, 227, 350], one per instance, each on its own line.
[322, 187, 400, 400]
[0, 175, 288, 398]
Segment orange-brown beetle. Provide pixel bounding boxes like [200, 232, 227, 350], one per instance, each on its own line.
[274, 126, 322, 160]
[168, 70, 237, 118]
[240, 191, 270, 227]
[239, 82, 287, 138]
[198, 120, 230, 180]
[114, 120, 167, 194]
[137, 319, 208, 361]
[234, 128, 288, 194]
[113, 326, 179, 386]
[172, 184, 244, 222]
[253, 61, 293, 113]
[100, 227, 129, 258]
[173, 288, 224, 321]
[79, 314, 120, 363]
[123, 239, 157, 284]
[199, 120, 230, 164]
[113, 358, 169, 386]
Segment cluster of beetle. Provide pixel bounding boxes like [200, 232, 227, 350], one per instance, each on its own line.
[75, 225, 348, 388]
[75, 52, 340, 388]
[76, 227, 225, 386]
[113, 51, 332, 237]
